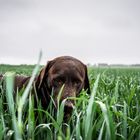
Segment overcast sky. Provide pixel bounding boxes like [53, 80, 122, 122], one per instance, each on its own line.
[0, 0, 140, 65]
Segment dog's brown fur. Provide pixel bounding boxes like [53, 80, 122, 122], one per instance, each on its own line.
[0, 56, 90, 113]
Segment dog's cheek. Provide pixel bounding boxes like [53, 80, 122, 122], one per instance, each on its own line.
[76, 83, 84, 95]
[53, 87, 61, 98]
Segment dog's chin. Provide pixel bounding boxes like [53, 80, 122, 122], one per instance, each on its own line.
[54, 100, 74, 121]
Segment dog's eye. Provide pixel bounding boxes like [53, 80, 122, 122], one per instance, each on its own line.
[57, 80, 63, 85]
[53, 79, 63, 87]
[73, 81, 81, 88]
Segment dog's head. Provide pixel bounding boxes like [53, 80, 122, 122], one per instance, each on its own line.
[36, 56, 90, 114]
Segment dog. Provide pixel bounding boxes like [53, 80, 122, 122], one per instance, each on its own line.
[0, 56, 90, 115]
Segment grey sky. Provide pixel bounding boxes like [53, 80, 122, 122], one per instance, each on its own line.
[0, 0, 140, 65]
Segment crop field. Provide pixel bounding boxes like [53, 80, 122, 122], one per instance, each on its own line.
[0, 64, 140, 140]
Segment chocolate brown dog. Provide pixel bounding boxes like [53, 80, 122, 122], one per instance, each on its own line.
[0, 56, 90, 114]
[35, 56, 90, 114]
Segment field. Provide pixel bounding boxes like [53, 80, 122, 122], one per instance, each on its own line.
[0, 64, 140, 140]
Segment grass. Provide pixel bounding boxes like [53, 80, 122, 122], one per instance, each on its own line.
[0, 63, 140, 140]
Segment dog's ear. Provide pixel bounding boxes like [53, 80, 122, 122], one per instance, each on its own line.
[36, 60, 54, 89]
[84, 65, 90, 94]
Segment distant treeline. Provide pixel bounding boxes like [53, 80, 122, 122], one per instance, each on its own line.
[88, 63, 140, 67]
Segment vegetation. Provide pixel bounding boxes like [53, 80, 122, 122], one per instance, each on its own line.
[0, 64, 140, 140]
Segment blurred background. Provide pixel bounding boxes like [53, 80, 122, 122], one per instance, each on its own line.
[0, 0, 140, 65]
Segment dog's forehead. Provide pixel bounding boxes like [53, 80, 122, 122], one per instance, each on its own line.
[52, 56, 84, 66]
[54, 60, 83, 69]
[49, 58, 85, 77]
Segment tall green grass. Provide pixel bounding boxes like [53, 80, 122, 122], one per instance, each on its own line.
[0, 64, 140, 139]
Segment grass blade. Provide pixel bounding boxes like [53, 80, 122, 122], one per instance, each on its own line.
[98, 120, 105, 140]
[18, 51, 42, 133]
[84, 74, 100, 140]
[5, 72, 22, 140]
[123, 101, 127, 140]
[28, 94, 35, 140]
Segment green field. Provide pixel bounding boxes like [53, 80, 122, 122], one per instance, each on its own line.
[0, 64, 140, 140]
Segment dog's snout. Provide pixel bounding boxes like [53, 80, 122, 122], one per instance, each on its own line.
[64, 100, 74, 113]
[65, 100, 74, 108]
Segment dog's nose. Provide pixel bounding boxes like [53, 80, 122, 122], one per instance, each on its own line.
[64, 101, 74, 113]
[65, 100, 74, 108]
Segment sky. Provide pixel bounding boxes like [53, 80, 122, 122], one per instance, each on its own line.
[0, 0, 140, 65]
